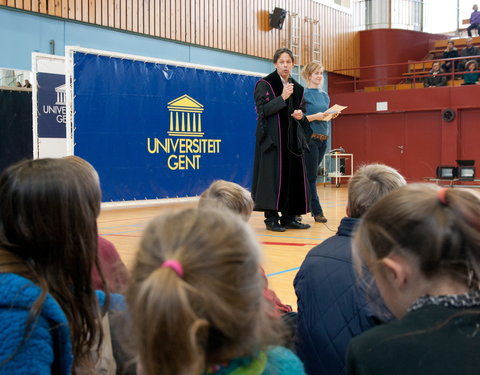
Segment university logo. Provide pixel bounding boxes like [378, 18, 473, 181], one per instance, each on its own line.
[167, 94, 204, 137]
[147, 94, 222, 170]
[55, 84, 66, 105]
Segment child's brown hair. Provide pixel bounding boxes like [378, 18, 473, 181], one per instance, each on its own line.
[354, 184, 480, 288]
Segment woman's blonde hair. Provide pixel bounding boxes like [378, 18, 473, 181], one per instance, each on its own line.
[198, 180, 253, 221]
[127, 206, 282, 375]
[301, 61, 324, 83]
[354, 184, 480, 288]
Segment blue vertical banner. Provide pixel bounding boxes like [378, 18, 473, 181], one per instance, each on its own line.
[37, 72, 66, 138]
[72, 51, 260, 202]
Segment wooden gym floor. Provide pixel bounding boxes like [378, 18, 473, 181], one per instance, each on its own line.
[98, 184, 348, 309]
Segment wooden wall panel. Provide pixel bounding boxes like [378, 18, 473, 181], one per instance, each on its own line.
[4, 0, 359, 75]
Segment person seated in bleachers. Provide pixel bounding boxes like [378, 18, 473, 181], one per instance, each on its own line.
[423, 61, 447, 88]
[458, 37, 480, 72]
[441, 40, 459, 76]
[462, 60, 480, 85]
[467, 4, 480, 37]
[0, 158, 113, 373]
[126, 206, 306, 375]
[347, 185, 480, 375]
[294, 164, 406, 375]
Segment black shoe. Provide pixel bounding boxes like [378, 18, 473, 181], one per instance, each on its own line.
[265, 221, 286, 232]
[282, 219, 310, 230]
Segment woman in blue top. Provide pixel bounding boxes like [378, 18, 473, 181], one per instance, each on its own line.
[301, 62, 339, 223]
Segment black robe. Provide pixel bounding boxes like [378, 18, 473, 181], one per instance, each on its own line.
[251, 70, 312, 215]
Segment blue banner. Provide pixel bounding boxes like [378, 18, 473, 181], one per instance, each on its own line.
[37, 72, 66, 138]
[72, 52, 259, 202]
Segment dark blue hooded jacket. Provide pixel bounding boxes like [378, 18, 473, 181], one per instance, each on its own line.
[294, 217, 391, 375]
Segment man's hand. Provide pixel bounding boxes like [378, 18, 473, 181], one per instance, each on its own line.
[281, 83, 294, 101]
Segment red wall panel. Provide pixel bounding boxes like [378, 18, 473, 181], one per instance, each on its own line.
[458, 109, 480, 163]
[404, 111, 442, 180]
[359, 29, 447, 88]
[331, 114, 368, 171]
[366, 113, 404, 173]
[332, 110, 449, 182]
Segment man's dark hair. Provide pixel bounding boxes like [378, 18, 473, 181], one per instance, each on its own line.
[273, 48, 294, 63]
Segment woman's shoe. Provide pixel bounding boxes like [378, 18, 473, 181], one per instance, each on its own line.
[314, 215, 328, 223]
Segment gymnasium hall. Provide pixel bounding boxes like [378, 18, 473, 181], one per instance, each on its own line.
[1, 1, 480, 374]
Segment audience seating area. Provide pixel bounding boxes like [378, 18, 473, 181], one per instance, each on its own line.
[363, 36, 480, 92]
[427, 36, 480, 59]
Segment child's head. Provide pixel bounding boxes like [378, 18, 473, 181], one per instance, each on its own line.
[127, 206, 280, 375]
[198, 180, 253, 221]
[63, 155, 100, 184]
[347, 163, 406, 218]
[0, 157, 102, 366]
[353, 184, 480, 318]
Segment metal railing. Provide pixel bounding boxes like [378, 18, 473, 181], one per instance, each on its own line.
[332, 54, 480, 91]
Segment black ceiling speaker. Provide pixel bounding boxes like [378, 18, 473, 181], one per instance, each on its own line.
[269, 8, 287, 30]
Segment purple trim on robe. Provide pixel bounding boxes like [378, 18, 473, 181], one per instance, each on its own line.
[299, 91, 309, 213]
[258, 78, 282, 211]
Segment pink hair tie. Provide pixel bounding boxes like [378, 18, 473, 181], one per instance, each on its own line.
[438, 188, 449, 205]
[161, 260, 184, 278]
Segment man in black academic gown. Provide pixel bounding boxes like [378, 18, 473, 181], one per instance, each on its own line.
[251, 48, 312, 232]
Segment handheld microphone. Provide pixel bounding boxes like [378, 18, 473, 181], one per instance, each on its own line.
[287, 77, 294, 113]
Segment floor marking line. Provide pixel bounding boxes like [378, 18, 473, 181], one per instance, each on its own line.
[266, 267, 300, 277]
[100, 234, 141, 238]
[262, 241, 317, 246]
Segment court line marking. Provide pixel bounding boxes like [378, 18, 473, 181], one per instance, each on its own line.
[98, 215, 158, 224]
[99, 224, 145, 230]
[100, 230, 143, 236]
[263, 241, 317, 246]
[100, 233, 320, 250]
[266, 267, 300, 277]
[259, 234, 327, 241]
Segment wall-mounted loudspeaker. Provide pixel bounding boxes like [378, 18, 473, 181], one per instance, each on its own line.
[269, 8, 287, 30]
[441, 108, 456, 122]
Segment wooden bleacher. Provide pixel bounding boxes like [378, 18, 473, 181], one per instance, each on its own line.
[458, 18, 478, 37]
[428, 36, 480, 59]
[362, 36, 480, 92]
